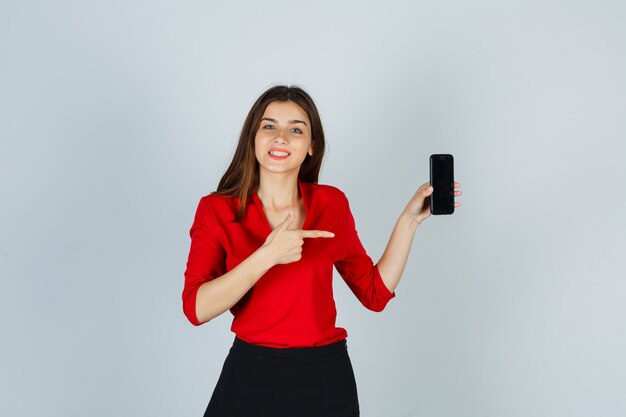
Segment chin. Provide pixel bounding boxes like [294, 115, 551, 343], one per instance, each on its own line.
[260, 164, 300, 175]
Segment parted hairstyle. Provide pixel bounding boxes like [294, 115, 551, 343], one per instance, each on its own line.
[213, 85, 326, 222]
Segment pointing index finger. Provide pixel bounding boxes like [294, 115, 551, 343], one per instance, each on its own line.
[299, 230, 335, 238]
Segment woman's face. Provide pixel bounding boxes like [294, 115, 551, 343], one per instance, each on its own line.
[254, 100, 313, 177]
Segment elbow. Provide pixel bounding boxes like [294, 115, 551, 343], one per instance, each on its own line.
[183, 302, 203, 326]
[364, 301, 389, 313]
[182, 286, 207, 326]
[183, 278, 224, 326]
[184, 304, 213, 326]
[361, 281, 395, 312]
[358, 290, 392, 312]
[365, 266, 395, 312]
[371, 305, 386, 313]
[186, 315, 202, 327]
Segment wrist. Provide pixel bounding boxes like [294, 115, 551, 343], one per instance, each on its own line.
[253, 245, 276, 272]
[398, 210, 421, 230]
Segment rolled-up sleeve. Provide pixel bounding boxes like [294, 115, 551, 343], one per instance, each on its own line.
[334, 193, 395, 312]
[182, 196, 226, 326]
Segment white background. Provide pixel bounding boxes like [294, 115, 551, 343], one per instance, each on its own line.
[1, 1, 625, 416]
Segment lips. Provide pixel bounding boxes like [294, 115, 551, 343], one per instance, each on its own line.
[269, 147, 290, 155]
[268, 147, 290, 159]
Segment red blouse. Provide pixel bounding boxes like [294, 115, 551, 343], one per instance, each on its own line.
[182, 179, 395, 348]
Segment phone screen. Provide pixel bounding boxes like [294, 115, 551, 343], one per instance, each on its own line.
[430, 154, 455, 215]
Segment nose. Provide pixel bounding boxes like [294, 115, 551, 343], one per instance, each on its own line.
[273, 127, 289, 144]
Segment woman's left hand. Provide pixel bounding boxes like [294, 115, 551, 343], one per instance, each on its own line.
[403, 180, 462, 225]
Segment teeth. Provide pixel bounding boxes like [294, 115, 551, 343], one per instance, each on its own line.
[269, 151, 289, 157]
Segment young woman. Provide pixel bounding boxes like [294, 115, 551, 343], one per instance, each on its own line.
[182, 85, 462, 416]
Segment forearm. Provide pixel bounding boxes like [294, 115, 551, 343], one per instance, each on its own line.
[195, 247, 274, 324]
[377, 211, 420, 293]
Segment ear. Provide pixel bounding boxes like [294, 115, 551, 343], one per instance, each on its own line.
[308, 143, 314, 156]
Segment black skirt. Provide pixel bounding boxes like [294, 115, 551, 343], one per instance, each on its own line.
[203, 337, 360, 417]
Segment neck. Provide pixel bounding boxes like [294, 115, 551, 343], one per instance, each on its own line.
[256, 172, 300, 211]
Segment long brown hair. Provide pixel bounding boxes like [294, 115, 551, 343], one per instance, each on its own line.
[213, 85, 326, 222]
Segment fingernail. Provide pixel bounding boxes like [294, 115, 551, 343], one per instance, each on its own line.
[329, 232, 335, 237]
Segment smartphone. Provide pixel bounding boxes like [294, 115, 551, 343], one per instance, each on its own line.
[429, 154, 455, 215]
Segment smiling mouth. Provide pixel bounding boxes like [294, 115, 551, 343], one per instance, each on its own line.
[268, 150, 290, 158]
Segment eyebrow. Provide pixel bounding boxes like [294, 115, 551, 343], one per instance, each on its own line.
[261, 117, 307, 126]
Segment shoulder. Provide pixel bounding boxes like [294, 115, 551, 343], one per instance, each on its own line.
[197, 192, 234, 209]
[194, 192, 239, 222]
[309, 181, 344, 195]
[305, 181, 349, 207]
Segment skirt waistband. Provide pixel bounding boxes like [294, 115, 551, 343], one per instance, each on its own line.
[232, 337, 347, 359]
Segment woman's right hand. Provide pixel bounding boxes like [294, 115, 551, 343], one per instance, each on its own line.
[261, 210, 335, 266]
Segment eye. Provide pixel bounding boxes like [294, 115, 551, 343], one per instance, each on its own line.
[291, 128, 303, 134]
[263, 124, 274, 129]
